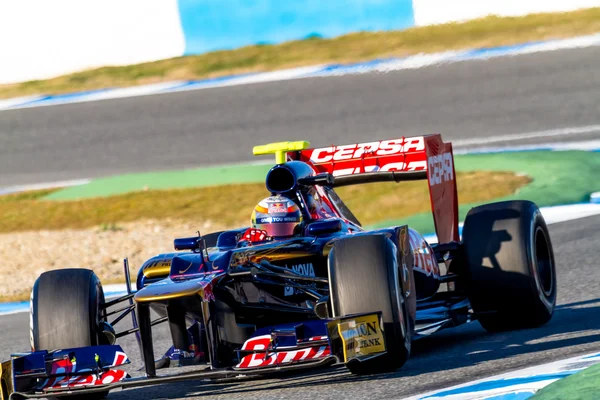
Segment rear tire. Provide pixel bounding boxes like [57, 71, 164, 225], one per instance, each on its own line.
[462, 201, 556, 332]
[328, 234, 412, 374]
[31, 268, 106, 351]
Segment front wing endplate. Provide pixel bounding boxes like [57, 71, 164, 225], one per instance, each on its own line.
[327, 312, 387, 363]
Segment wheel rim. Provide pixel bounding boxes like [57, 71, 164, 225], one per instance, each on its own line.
[534, 226, 554, 297]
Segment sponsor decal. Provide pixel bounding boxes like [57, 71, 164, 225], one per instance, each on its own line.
[146, 259, 171, 269]
[309, 137, 425, 163]
[143, 258, 173, 278]
[258, 217, 299, 223]
[111, 351, 129, 366]
[230, 250, 255, 266]
[178, 260, 194, 274]
[201, 283, 216, 302]
[38, 351, 129, 390]
[284, 262, 315, 296]
[288, 263, 315, 276]
[428, 152, 454, 186]
[337, 314, 386, 362]
[241, 334, 272, 351]
[409, 229, 440, 277]
[331, 161, 427, 176]
[268, 202, 286, 214]
[41, 369, 127, 390]
[236, 345, 330, 369]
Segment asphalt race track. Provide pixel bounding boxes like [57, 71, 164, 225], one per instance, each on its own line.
[2, 45, 600, 399]
[1, 46, 600, 186]
[2, 215, 600, 399]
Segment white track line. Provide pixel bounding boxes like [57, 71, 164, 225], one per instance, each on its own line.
[0, 179, 91, 196]
[453, 124, 600, 147]
[3, 33, 600, 111]
[454, 139, 600, 154]
[0, 95, 45, 110]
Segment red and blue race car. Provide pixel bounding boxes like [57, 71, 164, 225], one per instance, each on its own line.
[1, 134, 556, 399]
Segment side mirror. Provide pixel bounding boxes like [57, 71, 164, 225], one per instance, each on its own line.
[174, 236, 203, 252]
[306, 220, 343, 236]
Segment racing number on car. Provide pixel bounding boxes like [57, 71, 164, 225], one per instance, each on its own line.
[428, 152, 454, 186]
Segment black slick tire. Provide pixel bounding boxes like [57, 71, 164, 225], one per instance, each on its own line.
[31, 268, 106, 351]
[462, 200, 556, 332]
[30, 269, 108, 399]
[328, 234, 411, 374]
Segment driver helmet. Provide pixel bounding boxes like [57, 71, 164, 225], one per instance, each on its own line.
[251, 195, 303, 238]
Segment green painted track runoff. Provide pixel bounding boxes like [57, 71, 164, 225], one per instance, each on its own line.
[44, 150, 600, 234]
[44, 163, 273, 200]
[533, 361, 600, 399]
[47, 151, 600, 202]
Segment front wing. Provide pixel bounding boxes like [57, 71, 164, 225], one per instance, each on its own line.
[1, 312, 385, 399]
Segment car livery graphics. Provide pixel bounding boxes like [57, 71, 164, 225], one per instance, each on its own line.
[408, 228, 440, 278]
[3, 134, 556, 399]
[284, 262, 316, 295]
[336, 314, 385, 362]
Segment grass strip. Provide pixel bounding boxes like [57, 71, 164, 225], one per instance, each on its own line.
[375, 151, 600, 232]
[2, 8, 600, 99]
[532, 362, 600, 399]
[0, 171, 527, 234]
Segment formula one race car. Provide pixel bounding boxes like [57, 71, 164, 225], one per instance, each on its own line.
[1, 134, 557, 399]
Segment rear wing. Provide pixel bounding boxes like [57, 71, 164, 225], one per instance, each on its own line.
[286, 135, 459, 244]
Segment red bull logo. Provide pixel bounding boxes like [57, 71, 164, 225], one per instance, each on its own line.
[268, 202, 287, 214]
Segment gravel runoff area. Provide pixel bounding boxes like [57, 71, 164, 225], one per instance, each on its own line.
[0, 219, 228, 300]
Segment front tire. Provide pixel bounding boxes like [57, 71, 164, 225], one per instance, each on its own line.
[31, 268, 106, 351]
[462, 200, 556, 332]
[328, 234, 412, 374]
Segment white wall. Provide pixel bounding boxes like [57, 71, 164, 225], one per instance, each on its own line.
[413, 0, 600, 26]
[1, 0, 599, 85]
[0, 0, 185, 84]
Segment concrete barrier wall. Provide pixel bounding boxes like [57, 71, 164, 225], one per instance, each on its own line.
[0, 0, 597, 84]
[177, 0, 415, 55]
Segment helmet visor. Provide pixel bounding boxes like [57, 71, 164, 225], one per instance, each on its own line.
[255, 222, 298, 238]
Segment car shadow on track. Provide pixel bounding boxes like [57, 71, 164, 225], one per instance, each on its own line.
[110, 298, 600, 399]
